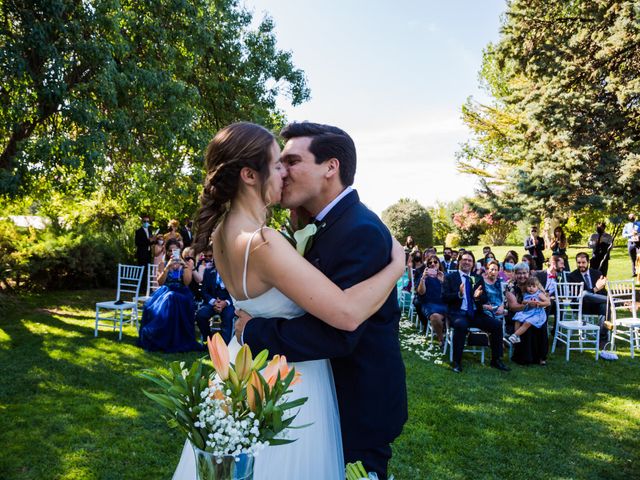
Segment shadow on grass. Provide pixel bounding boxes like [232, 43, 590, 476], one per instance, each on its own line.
[0, 291, 201, 480]
[392, 345, 640, 480]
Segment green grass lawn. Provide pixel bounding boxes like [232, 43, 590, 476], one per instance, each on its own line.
[1, 288, 639, 479]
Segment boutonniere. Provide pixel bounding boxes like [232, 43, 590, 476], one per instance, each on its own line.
[280, 217, 325, 255]
[470, 276, 477, 288]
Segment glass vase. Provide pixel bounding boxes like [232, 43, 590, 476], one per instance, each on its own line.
[191, 443, 254, 480]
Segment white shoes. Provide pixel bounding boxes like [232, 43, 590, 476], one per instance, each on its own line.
[600, 350, 618, 361]
[508, 334, 521, 344]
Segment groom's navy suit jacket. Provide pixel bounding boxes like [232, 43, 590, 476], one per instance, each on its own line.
[243, 190, 407, 451]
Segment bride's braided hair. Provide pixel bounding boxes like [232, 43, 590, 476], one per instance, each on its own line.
[194, 122, 275, 254]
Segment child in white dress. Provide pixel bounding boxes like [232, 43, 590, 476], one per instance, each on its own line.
[509, 276, 549, 344]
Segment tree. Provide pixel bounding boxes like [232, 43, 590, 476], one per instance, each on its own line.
[0, 0, 310, 219]
[426, 201, 455, 245]
[458, 0, 640, 225]
[382, 199, 433, 247]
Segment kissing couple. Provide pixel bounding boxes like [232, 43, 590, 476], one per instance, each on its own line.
[173, 121, 408, 480]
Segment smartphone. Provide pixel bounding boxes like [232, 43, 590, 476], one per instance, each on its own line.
[427, 268, 438, 278]
[172, 249, 181, 260]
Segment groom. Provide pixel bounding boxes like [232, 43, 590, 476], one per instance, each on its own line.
[237, 122, 407, 479]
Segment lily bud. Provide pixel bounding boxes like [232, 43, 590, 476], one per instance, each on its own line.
[207, 333, 230, 381]
[247, 371, 264, 412]
[235, 344, 253, 382]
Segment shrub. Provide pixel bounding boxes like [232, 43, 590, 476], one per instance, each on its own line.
[382, 199, 433, 247]
[445, 232, 461, 248]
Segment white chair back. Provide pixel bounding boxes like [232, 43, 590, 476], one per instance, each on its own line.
[146, 263, 159, 297]
[555, 282, 584, 322]
[116, 264, 144, 301]
[607, 280, 637, 319]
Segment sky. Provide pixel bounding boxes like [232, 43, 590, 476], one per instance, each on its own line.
[244, 0, 507, 215]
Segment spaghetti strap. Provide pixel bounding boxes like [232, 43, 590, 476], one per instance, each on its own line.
[242, 228, 263, 300]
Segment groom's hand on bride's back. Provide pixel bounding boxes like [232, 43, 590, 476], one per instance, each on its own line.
[235, 309, 253, 343]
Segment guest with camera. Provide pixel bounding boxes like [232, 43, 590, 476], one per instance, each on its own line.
[195, 260, 235, 344]
[137, 240, 202, 352]
[416, 254, 447, 349]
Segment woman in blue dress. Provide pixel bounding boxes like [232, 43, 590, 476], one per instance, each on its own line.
[138, 239, 203, 352]
[415, 254, 447, 348]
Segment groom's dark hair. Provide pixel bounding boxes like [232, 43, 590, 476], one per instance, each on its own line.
[281, 122, 356, 186]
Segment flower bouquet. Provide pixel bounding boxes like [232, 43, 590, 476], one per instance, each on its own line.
[140, 333, 308, 480]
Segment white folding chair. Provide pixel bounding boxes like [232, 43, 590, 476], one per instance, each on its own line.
[443, 320, 487, 364]
[95, 264, 144, 340]
[606, 279, 640, 358]
[137, 263, 159, 305]
[551, 282, 600, 361]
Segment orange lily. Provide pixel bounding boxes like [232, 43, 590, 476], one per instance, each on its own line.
[247, 371, 264, 412]
[207, 333, 229, 380]
[263, 354, 301, 387]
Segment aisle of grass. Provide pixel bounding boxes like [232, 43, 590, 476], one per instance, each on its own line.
[1, 289, 639, 479]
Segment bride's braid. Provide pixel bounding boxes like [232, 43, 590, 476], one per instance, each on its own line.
[193, 122, 275, 255]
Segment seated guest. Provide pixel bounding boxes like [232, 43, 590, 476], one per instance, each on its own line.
[442, 247, 458, 272]
[443, 251, 509, 373]
[508, 276, 550, 347]
[499, 254, 517, 282]
[138, 240, 202, 352]
[482, 260, 506, 324]
[538, 255, 569, 338]
[476, 252, 497, 276]
[195, 262, 235, 344]
[505, 262, 548, 365]
[407, 250, 425, 291]
[549, 226, 570, 271]
[506, 250, 520, 263]
[451, 249, 459, 264]
[522, 254, 537, 274]
[567, 252, 615, 359]
[181, 246, 202, 302]
[416, 254, 447, 348]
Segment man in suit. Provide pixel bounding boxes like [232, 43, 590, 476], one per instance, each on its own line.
[443, 251, 509, 373]
[524, 225, 545, 270]
[195, 264, 234, 344]
[567, 252, 615, 359]
[588, 222, 613, 276]
[135, 214, 153, 286]
[180, 218, 194, 248]
[441, 246, 458, 272]
[237, 122, 406, 479]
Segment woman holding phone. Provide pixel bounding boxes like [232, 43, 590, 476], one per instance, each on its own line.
[138, 239, 202, 352]
[416, 254, 448, 348]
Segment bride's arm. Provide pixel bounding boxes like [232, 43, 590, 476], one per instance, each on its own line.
[251, 227, 405, 332]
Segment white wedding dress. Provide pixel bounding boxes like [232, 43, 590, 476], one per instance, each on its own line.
[172, 229, 344, 480]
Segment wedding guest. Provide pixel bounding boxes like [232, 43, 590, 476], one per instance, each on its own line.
[195, 261, 235, 344]
[588, 222, 613, 276]
[180, 217, 194, 247]
[443, 251, 509, 373]
[524, 226, 545, 270]
[164, 219, 184, 248]
[482, 260, 506, 324]
[151, 235, 165, 269]
[549, 226, 570, 271]
[505, 262, 548, 365]
[442, 247, 458, 272]
[415, 254, 447, 348]
[567, 252, 615, 359]
[407, 250, 425, 290]
[499, 254, 517, 282]
[508, 276, 550, 347]
[451, 249, 459, 263]
[138, 240, 202, 352]
[506, 250, 519, 263]
[404, 236, 415, 262]
[135, 214, 153, 285]
[482, 246, 492, 257]
[622, 214, 640, 277]
[522, 254, 537, 273]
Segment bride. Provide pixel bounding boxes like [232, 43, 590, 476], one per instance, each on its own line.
[172, 122, 404, 480]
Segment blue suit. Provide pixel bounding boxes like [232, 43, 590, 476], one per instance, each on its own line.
[196, 268, 235, 343]
[243, 190, 407, 479]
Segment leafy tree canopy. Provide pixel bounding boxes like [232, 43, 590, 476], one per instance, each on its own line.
[1, 0, 309, 220]
[458, 0, 640, 224]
